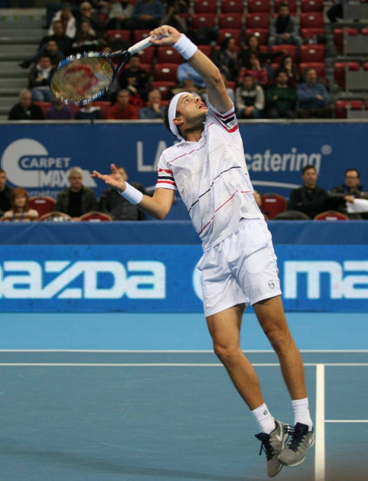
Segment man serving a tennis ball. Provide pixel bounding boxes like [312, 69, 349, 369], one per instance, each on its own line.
[92, 25, 315, 478]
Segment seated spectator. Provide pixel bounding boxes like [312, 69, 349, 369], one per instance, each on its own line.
[0, 169, 13, 217]
[139, 89, 165, 119]
[274, 54, 298, 87]
[132, 0, 165, 30]
[1, 188, 38, 222]
[77, 2, 105, 38]
[297, 68, 332, 119]
[288, 165, 328, 219]
[268, 2, 302, 47]
[235, 73, 264, 119]
[212, 37, 239, 81]
[38, 40, 64, 67]
[118, 55, 149, 101]
[40, 20, 72, 57]
[45, 99, 74, 120]
[106, 0, 134, 30]
[266, 70, 297, 118]
[327, 0, 343, 23]
[29, 55, 55, 103]
[75, 102, 103, 120]
[8, 89, 45, 121]
[177, 61, 206, 88]
[71, 19, 101, 55]
[107, 89, 138, 119]
[239, 34, 283, 70]
[239, 53, 269, 87]
[99, 165, 147, 220]
[160, 0, 188, 33]
[54, 166, 98, 219]
[48, 3, 77, 39]
[329, 168, 368, 219]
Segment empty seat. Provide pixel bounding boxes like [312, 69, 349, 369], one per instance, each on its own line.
[137, 48, 155, 64]
[218, 13, 243, 29]
[28, 197, 56, 217]
[191, 13, 217, 29]
[301, 0, 324, 12]
[194, 0, 217, 14]
[150, 81, 176, 100]
[261, 193, 288, 219]
[244, 29, 269, 45]
[221, 0, 245, 13]
[133, 29, 151, 43]
[218, 28, 243, 44]
[157, 46, 182, 64]
[300, 44, 325, 63]
[198, 44, 212, 57]
[106, 29, 131, 43]
[153, 63, 179, 82]
[335, 99, 363, 118]
[314, 211, 349, 221]
[333, 28, 358, 53]
[301, 28, 326, 40]
[300, 13, 324, 29]
[80, 211, 112, 222]
[246, 13, 270, 29]
[247, 0, 271, 13]
[334, 62, 360, 88]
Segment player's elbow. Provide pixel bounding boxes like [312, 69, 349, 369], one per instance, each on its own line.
[207, 67, 223, 86]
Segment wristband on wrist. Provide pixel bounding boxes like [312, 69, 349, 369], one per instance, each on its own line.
[173, 34, 198, 60]
[118, 182, 143, 205]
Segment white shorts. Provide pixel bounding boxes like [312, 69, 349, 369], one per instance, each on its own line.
[197, 218, 282, 317]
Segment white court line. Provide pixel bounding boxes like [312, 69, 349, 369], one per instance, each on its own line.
[315, 364, 325, 481]
[325, 420, 368, 423]
[0, 363, 367, 367]
[0, 349, 367, 353]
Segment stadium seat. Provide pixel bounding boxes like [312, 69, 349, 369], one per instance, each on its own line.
[106, 29, 131, 44]
[334, 62, 360, 88]
[300, 13, 324, 29]
[157, 46, 182, 64]
[150, 81, 176, 100]
[194, 0, 217, 14]
[314, 211, 349, 221]
[299, 62, 325, 79]
[333, 28, 358, 53]
[335, 100, 363, 119]
[93, 101, 112, 119]
[191, 13, 217, 29]
[274, 0, 297, 13]
[34, 101, 51, 116]
[28, 197, 56, 217]
[40, 212, 72, 222]
[244, 29, 269, 45]
[137, 48, 155, 64]
[300, 44, 325, 63]
[301, 0, 324, 12]
[301, 28, 326, 40]
[247, 0, 271, 13]
[246, 13, 270, 30]
[218, 13, 243, 29]
[261, 193, 288, 219]
[80, 211, 112, 222]
[198, 44, 212, 57]
[133, 30, 151, 43]
[221, 0, 245, 13]
[218, 29, 243, 44]
[153, 63, 179, 82]
[272, 44, 298, 61]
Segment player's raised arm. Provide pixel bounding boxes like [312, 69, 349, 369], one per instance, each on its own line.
[150, 25, 232, 114]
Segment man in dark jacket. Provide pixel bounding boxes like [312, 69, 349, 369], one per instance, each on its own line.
[8, 89, 45, 121]
[0, 169, 13, 216]
[329, 168, 368, 218]
[288, 165, 328, 219]
[268, 3, 302, 47]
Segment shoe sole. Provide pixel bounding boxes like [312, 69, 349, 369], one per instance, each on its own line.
[278, 436, 315, 467]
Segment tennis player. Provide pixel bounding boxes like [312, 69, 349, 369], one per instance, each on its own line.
[92, 25, 314, 478]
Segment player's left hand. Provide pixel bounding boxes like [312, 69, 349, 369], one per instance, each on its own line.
[149, 25, 181, 46]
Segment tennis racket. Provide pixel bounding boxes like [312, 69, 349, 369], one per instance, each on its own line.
[51, 36, 160, 105]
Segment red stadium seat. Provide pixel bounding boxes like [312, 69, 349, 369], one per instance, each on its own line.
[334, 62, 360, 88]
[333, 28, 358, 53]
[246, 13, 270, 29]
[245, 29, 269, 45]
[272, 44, 298, 61]
[133, 29, 150, 43]
[218, 29, 243, 44]
[153, 63, 179, 82]
[198, 44, 212, 57]
[247, 0, 271, 13]
[139, 63, 152, 74]
[157, 46, 182, 64]
[34, 101, 51, 116]
[191, 13, 216, 29]
[93, 101, 112, 119]
[300, 44, 325, 63]
[301, 28, 326, 40]
[274, 0, 297, 13]
[335, 100, 363, 119]
[218, 13, 243, 29]
[80, 211, 113, 222]
[300, 13, 324, 29]
[150, 81, 176, 100]
[221, 0, 244, 13]
[106, 29, 131, 44]
[28, 197, 55, 217]
[301, 0, 324, 12]
[314, 211, 349, 221]
[194, 0, 217, 14]
[137, 48, 155, 64]
[299, 62, 325, 79]
[261, 193, 287, 219]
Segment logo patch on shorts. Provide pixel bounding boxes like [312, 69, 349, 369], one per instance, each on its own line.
[268, 280, 275, 289]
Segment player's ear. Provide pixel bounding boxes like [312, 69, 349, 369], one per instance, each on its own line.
[173, 117, 183, 127]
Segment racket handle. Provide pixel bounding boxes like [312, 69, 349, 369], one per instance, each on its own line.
[128, 37, 153, 55]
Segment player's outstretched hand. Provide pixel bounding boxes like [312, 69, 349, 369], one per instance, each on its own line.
[150, 25, 181, 46]
[91, 163, 126, 192]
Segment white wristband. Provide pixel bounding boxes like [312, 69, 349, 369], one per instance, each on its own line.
[118, 182, 143, 205]
[173, 34, 198, 60]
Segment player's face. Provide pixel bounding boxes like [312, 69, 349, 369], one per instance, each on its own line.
[302, 168, 317, 188]
[176, 94, 208, 131]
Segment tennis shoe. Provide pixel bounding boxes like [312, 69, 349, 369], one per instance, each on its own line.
[278, 422, 315, 467]
[255, 419, 289, 478]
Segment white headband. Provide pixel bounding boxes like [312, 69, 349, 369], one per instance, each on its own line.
[168, 92, 187, 140]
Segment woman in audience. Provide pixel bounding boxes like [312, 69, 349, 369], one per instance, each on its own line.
[212, 36, 239, 81]
[71, 20, 101, 55]
[239, 34, 283, 70]
[274, 54, 299, 87]
[1, 188, 39, 222]
[239, 53, 269, 87]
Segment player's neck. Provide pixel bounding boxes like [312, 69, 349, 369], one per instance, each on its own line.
[183, 126, 204, 143]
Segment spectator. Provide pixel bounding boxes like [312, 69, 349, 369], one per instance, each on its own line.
[8, 89, 45, 121]
[99, 165, 147, 220]
[274, 54, 298, 87]
[177, 61, 206, 88]
[329, 168, 368, 218]
[240, 53, 269, 86]
[212, 37, 239, 81]
[71, 20, 101, 55]
[40, 20, 72, 57]
[139, 89, 165, 119]
[118, 55, 149, 101]
[327, 0, 343, 23]
[106, 0, 134, 30]
[29, 55, 55, 103]
[239, 34, 283, 70]
[297, 68, 332, 118]
[172, 78, 202, 98]
[48, 3, 77, 39]
[268, 2, 302, 47]
[132, 0, 165, 30]
[160, 0, 188, 33]
[235, 74, 264, 119]
[54, 166, 98, 219]
[38, 40, 64, 67]
[0, 169, 13, 216]
[288, 165, 328, 219]
[1, 188, 38, 222]
[77, 2, 105, 38]
[45, 99, 74, 120]
[107, 89, 139, 119]
[75, 102, 103, 120]
[266, 70, 297, 118]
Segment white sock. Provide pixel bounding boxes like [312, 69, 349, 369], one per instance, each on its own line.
[292, 397, 313, 431]
[252, 403, 276, 434]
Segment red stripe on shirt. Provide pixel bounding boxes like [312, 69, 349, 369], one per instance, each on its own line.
[158, 168, 173, 174]
[168, 142, 207, 164]
[156, 180, 176, 185]
[199, 190, 238, 235]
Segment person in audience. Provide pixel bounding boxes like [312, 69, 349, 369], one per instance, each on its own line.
[239, 34, 283, 71]
[75, 102, 103, 120]
[107, 89, 139, 119]
[8, 89, 45, 121]
[106, 0, 134, 30]
[139, 89, 165, 119]
[240, 53, 269, 87]
[71, 19, 101, 54]
[1, 188, 39, 222]
[28, 55, 55, 103]
[77, 2, 105, 38]
[99, 166, 147, 220]
[274, 54, 299, 87]
[177, 61, 206, 88]
[160, 0, 188, 33]
[132, 0, 165, 30]
[287, 165, 328, 219]
[235, 73, 264, 119]
[45, 99, 74, 120]
[42, 20, 72, 56]
[268, 2, 302, 47]
[297, 68, 332, 118]
[212, 36, 239, 81]
[37, 40, 64, 67]
[118, 55, 149, 101]
[329, 168, 368, 219]
[48, 3, 77, 39]
[172, 78, 201, 97]
[0, 169, 13, 217]
[266, 70, 297, 118]
[327, 0, 343, 23]
[54, 166, 98, 219]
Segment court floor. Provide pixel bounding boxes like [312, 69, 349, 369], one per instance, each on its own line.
[0, 312, 367, 481]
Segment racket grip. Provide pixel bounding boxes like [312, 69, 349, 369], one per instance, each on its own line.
[128, 37, 153, 55]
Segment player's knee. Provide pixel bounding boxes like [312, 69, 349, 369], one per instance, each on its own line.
[213, 342, 241, 366]
[263, 325, 290, 351]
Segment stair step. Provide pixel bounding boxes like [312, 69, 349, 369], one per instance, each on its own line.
[0, 29, 43, 37]
[0, 97, 18, 108]
[0, 87, 22, 96]
[0, 36, 40, 45]
[0, 62, 29, 78]
[0, 78, 27, 88]
[0, 17, 44, 28]
[0, 45, 36, 60]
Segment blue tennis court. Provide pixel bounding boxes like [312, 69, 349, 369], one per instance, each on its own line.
[0, 312, 367, 481]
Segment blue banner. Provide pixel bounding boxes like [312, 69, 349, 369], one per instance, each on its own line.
[0, 244, 366, 312]
[1, 122, 368, 199]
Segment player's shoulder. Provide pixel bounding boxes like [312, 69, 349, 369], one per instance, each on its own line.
[159, 141, 188, 164]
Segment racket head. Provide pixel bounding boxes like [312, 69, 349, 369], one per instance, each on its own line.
[51, 52, 117, 106]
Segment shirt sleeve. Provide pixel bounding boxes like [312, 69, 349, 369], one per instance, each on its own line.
[208, 102, 238, 133]
[155, 153, 177, 191]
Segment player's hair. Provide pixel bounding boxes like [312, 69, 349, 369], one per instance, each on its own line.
[302, 165, 317, 174]
[0, 169, 6, 175]
[345, 168, 360, 178]
[163, 100, 184, 139]
[11, 188, 29, 211]
[68, 166, 83, 178]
